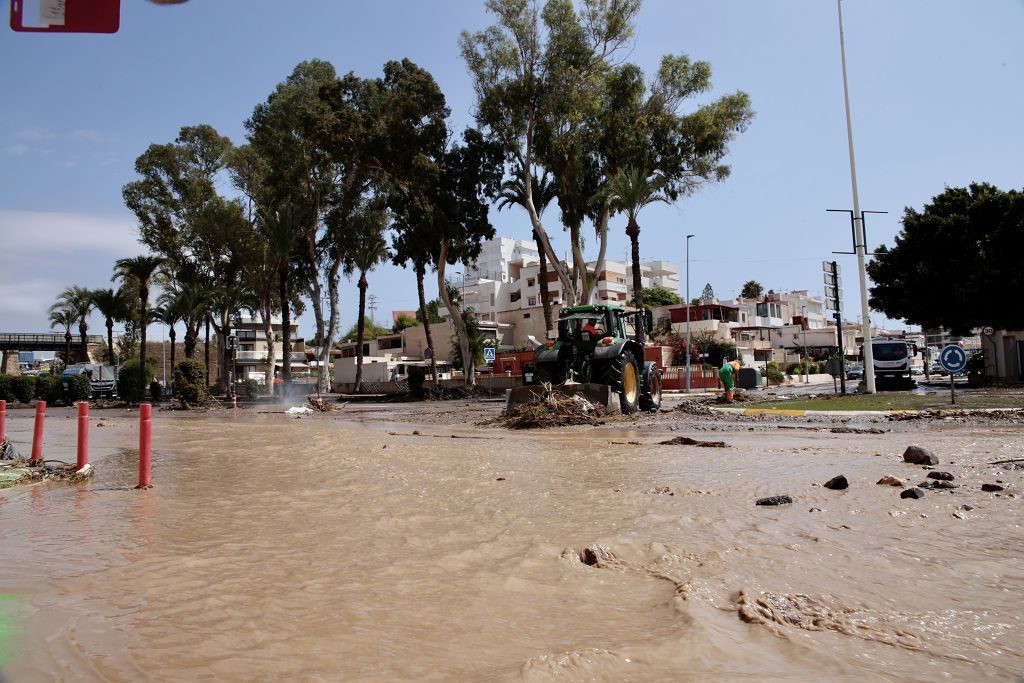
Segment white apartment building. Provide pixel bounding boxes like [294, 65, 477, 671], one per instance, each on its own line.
[233, 315, 308, 384]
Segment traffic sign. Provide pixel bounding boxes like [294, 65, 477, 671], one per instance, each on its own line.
[939, 345, 967, 373]
[824, 285, 842, 300]
[483, 347, 496, 363]
[424, 347, 433, 359]
[823, 273, 842, 287]
[822, 261, 841, 275]
[981, 325, 995, 337]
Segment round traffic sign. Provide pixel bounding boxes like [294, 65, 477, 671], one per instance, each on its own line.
[981, 325, 995, 337]
[939, 344, 967, 373]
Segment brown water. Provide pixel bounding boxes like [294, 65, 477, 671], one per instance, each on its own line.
[1, 406, 1022, 681]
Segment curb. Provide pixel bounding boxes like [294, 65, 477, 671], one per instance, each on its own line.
[710, 406, 1022, 417]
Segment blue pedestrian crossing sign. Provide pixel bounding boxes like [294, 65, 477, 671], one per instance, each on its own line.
[939, 344, 967, 373]
[483, 347, 496, 364]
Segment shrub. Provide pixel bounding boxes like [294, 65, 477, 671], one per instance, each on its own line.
[242, 378, 262, 398]
[149, 381, 163, 403]
[785, 362, 803, 376]
[765, 361, 785, 385]
[67, 373, 92, 403]
[211, 378, 226, 396]
[407, 365, 427, 399]
[0, 375, 12, 402]
[173, 358, 208, 405]
[35, 374, 66, 405]
[11, 375, 36, 403]
[117, 356, 156, 404]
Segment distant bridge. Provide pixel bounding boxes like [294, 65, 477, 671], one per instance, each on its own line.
[0, 333, 105, 352]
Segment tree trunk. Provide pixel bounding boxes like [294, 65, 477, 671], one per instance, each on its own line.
[416, 261, 439, 387]
[627, 218, 643, 310]
[584, 205, 610, 305]
[279, 269, 292, 384]
[184, 322, 197, 360]
[106, 318, 114, 365]
[318, 260, 342, 396]
[354, 274, 367, 393]
[139, 290, 148, 403]
[79, 323, 89, 364]
[64, 333, 72, 371]
[204, 316, 210, 387]
[168, 328, 177, 393]
[260, 301, 275, 390]
[221, 322, 233, 394]
[534, 227, 553, 335]
[520, 164, 576, 305]
[437, 243, 474, 386]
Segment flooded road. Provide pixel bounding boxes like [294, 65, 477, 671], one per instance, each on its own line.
[1, 404, 1022, 681]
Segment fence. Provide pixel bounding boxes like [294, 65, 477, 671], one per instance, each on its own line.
[660, 366, 721, 391]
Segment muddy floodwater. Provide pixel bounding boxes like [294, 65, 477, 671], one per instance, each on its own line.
[1, 402, 1022, 681]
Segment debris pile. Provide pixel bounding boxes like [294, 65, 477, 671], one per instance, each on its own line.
[501, 393, 606, 429]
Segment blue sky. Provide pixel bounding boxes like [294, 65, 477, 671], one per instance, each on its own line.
[2, 0, 1022, 340]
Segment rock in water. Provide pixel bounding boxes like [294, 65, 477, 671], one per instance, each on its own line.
[981, 483, 1005, 492]
[824, 475, 849, 490]
[900, 487, 925, 500]
[927, 471, 954, 481]
[877, 474, 904, 487]
[902, 445, 938, 466]
[756, 495, 793, 506]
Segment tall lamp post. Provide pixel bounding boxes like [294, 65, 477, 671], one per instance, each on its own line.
[837, 0, 875, 394]
[801, 305, 809, 383]
[685, 234, 695, 392]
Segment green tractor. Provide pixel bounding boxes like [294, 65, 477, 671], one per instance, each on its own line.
[524, 304, 662, 414]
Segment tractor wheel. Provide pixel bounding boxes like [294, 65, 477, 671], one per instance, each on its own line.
[601, 350, 640, 414]
[640, 365, 662, 411]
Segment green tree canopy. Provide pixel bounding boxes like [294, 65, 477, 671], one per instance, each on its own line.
[700, 283, 715, 301]
[867, 183, 1024, 334]
[343, 318, 391, 342]
[392, 314, 420, 332]
[642, 285, 682, 308]
[740, 280, 763, 299]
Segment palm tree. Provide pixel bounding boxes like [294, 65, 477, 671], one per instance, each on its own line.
[48, 305, 76, 372]
[606, 167, 670, 311]
[257, 201, 304, 385]
[113, 255, 166, 402]
[154, 292, 186, 393]
[343, 203, 391, 393]
[53, 286, 95, 362]
[496, 169, 558, 333]
[90, 288, 129, 364]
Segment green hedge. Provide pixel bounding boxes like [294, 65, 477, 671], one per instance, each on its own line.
[118, 357, 156, 404]
[11, 375, 36, 403]
[173, 358, 208, 405]
[67, 373, 92, 403]
[35, 374, 66, 405]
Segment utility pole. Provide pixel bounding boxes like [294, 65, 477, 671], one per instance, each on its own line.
[367, 294, 378, 326]
[801, 305, 809, 383]
[837, 0, 875, 394]
[685, 234, 694, 392]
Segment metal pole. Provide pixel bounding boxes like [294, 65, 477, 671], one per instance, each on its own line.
[837, 0, 875, 393]
[137, 403, 152, 489]
[685, 235, 694, 392]
[802, 305, 809, 383]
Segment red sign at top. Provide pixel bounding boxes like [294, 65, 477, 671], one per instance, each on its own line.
[10, 0, 120, 33]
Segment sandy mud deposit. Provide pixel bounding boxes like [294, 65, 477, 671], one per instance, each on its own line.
[0, 402, 1021, 681]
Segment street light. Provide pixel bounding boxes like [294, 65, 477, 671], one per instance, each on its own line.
[801, 305, 809, 384]
[685, 234, 695, 392]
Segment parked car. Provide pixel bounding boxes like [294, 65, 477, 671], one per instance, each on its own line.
[910, 365, 924, 376]
[929, 361, 947, 376]
[846, 364, 864, 380]
[61, 363, 117, 398]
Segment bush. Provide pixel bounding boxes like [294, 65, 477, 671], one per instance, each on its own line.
[35, 374, 66, 405]
[0, 375, 12, 402]
[173, 358, 208, 405]
[117, 356, 156, 404]
[67, 373, 92, 403]
[785, 362, 803, 376]
[11, 375, 36, 403]
[149, 381, 163, 403]
[407, 365, 427, 399]
[242, 378, 262, 398]
[765, 361, 785, 385]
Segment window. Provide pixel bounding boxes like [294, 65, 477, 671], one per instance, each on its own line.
[489, 293, 495, 306]
[527, 277, 535, 287]
[523, 312, 531, 319]
[528, 296, 537, 306]
[510, 291, 521, 302]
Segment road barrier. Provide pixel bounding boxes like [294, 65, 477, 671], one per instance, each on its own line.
[137, 403, 152, 489]
[0, 399, 6, 442]
[30, 401, 45, 464]
[77, 401, 89, 471]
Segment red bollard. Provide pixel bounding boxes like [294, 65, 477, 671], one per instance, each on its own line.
[231, 391, 237, 409]
[0, 399, 6, 443]
[30, 401, 46, 464]
[76, 401, 89, 471]
[137, 403, 152, 489]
